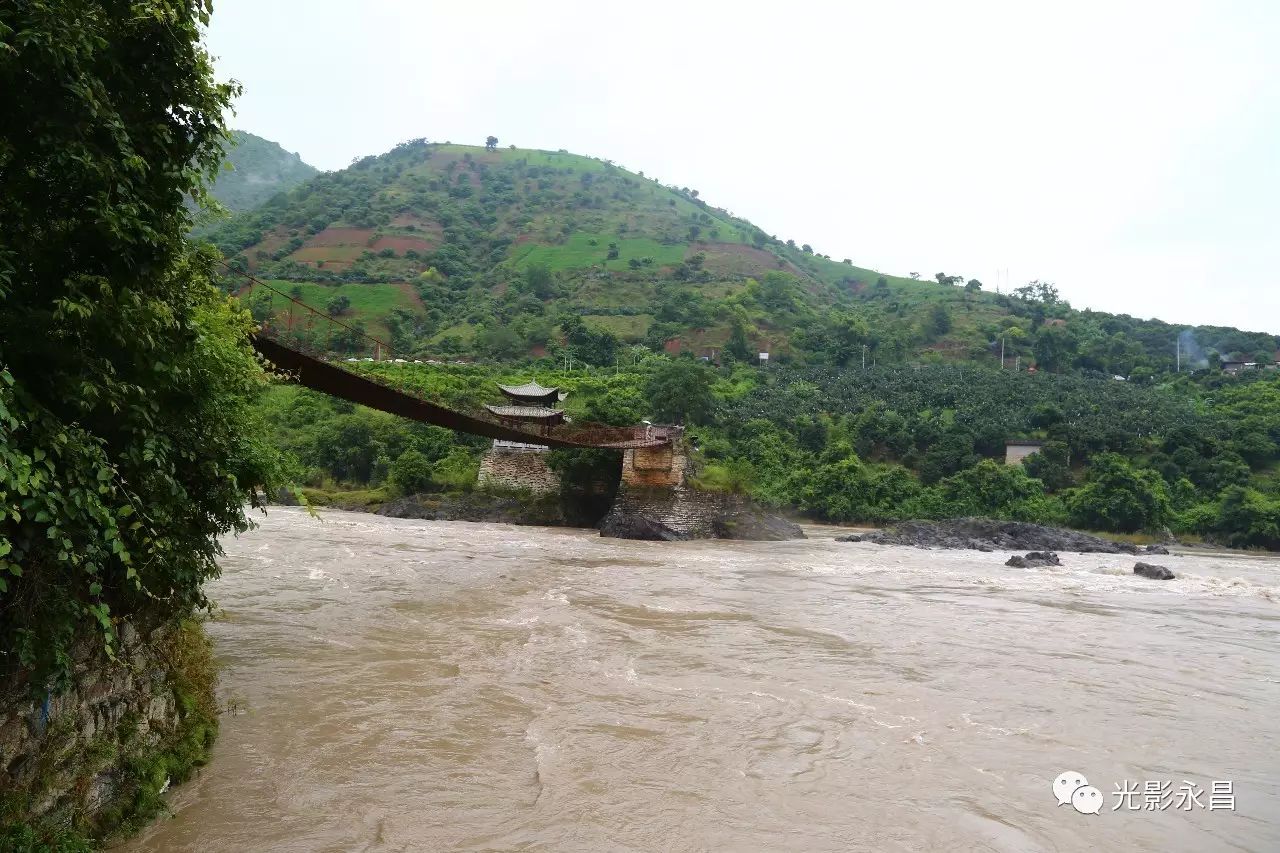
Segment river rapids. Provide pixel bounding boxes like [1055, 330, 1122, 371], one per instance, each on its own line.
[124, 508, 1280, 852]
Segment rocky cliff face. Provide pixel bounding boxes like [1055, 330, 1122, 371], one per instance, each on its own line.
[0, 619, 218, 844]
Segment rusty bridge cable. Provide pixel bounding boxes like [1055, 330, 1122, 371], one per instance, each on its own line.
[216, 261, 669, 450]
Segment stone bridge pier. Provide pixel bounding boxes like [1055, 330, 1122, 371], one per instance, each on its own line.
[601, 429, 727, 540]
[620, 438, 687, 488]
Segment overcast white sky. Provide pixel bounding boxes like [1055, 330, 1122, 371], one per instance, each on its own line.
[207, 0, 1279, 333]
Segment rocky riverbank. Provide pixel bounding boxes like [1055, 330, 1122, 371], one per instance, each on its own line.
[280, 487, 804, 542]
[597, 489, 805, 542]
[375, 491, 581, 527]
[0, 619, 218, 848]
[837, 518, 1172, 554]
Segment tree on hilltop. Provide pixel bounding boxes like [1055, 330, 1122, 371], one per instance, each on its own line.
[1033, 324, 1078, 373]
[1014, 280, 1061, 304]
[485, 135, 498, 150]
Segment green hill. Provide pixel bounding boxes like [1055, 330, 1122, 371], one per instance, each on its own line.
[205, 130, 318, 213]
[206, 139, 1280, 548]
[207, 139, 1277, 373]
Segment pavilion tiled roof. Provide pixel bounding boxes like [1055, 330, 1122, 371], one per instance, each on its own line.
[497, 381, 560, 398]
[484, 404, 565, 419]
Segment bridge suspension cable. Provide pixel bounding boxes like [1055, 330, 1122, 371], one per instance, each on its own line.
[217, 261, 669, 450]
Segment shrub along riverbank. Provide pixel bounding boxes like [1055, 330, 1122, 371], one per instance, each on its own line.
[1, 3, 287, 846]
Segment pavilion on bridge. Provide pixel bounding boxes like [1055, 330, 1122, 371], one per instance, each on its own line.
[483, 381, 567, 438]
[478, 380, 567, 493]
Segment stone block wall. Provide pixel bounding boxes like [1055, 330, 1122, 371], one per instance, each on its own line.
[620, 434, 688, 488]
[605, 484, 725, 538]
[0, 619, 214, 840]
[478, 447, 561, 495]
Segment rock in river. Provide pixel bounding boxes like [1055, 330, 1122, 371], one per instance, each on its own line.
[1133, 562, 1175, 580]
[1005, 551, 1062, 568]
[711, 509, 804, 541]
[597, 513, 689, 541]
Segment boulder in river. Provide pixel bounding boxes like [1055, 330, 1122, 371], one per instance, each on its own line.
[711, 510, 804, 541]
[597, 513, 690, 541]
[1143, 544, 1171, 555]
[1005, 551, 1061, 568]
[1133, 562, 1175, 580]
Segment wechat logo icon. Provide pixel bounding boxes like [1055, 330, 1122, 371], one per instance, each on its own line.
[1054, 771, 1103, 815]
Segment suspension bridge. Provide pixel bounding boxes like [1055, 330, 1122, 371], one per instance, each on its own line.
[230, 267, 672, 451]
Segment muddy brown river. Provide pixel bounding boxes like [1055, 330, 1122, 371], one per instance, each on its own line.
[123, 508, 1280, 852]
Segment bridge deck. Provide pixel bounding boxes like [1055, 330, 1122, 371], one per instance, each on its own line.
[251, 337, 669, 450]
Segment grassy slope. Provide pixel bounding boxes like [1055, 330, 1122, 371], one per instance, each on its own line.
[212, 142, 952, 349]
[263, 279, 420, 341]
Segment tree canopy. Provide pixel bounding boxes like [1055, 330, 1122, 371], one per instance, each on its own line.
[0, 0, 286, 687]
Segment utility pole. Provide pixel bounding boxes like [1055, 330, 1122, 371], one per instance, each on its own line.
[1000, 336, 1006, 369]
[862, 345, 868, 370]
[1175, 335, 1181, 373]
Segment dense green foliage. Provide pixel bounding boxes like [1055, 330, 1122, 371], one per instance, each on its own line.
[203, 139, 1276, 378]
[265, 355, 1280, 548]
[253, 384, 484, 493]
[0, 0, 286, 688]
[1067, 454, 1172, 533]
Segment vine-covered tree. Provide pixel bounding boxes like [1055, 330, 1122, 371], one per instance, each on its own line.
[0, 0, 287, 687]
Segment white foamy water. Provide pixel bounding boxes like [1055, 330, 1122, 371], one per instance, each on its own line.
[124, 508, 1280, 852]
